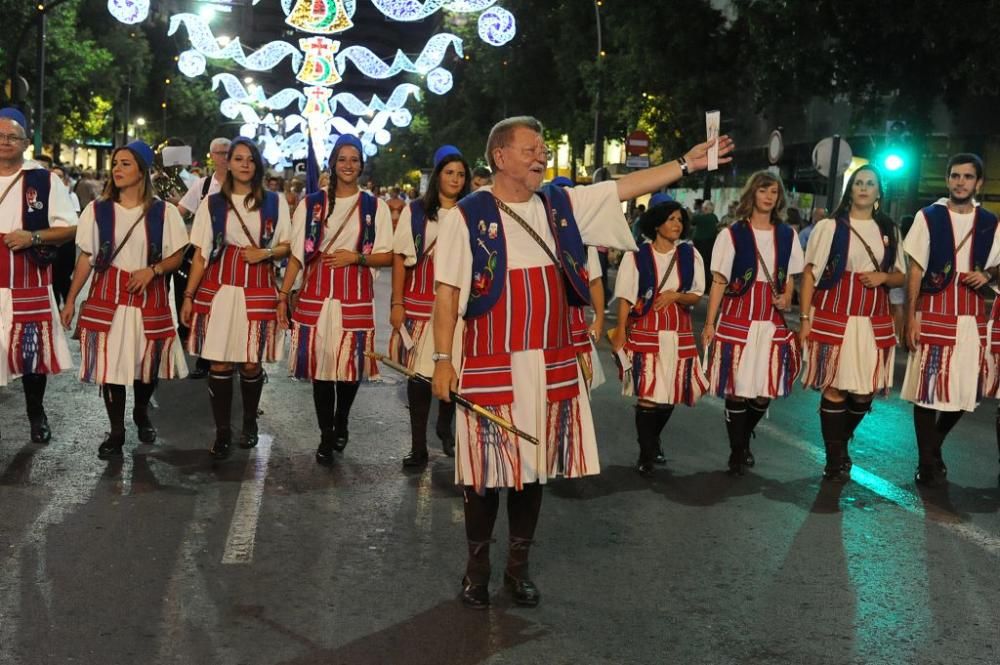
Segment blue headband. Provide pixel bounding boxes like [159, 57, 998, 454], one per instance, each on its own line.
[550, 176, 574, 188]
[124, 140, 154, 170]
[433, 144, 462, 169]
[649, 192, 674, 207]
[332, 134, 364, 166]
[0, 107, 29, 134]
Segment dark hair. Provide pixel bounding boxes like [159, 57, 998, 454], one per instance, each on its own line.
[833, 164, 898, 253]
[947, 152, 984, 180]
[640, 201, 690, 240]
[786, 208, 802, 228]
[222, 139, 266, 211]
[100, 146, 154, 210]
[422, 153, 471, 221]
[472, 166, 492, 180]
[734, 171, 786, 225]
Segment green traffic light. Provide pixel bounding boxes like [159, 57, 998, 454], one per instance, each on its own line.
[883, 153, 905, 172]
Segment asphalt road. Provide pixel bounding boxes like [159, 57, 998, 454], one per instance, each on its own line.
[1, 275, 998, 665]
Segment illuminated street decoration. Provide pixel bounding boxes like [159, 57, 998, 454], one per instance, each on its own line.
[478, 6, 516, 46]
[296, 37, 343, 87]
[335, 33, 463, 79]
[168, 14, 303, 73]
[286, 0, 354, 33]
[121, 0, 518, 160]
[107, 0, 149, 24]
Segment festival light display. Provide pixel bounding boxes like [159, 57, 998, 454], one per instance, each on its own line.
[108, 1, 518, 165]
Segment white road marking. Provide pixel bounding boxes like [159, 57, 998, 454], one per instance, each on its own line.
[702, 397, 1000, 558]
[221, 434, 272, 565]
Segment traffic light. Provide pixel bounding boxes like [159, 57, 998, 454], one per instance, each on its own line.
[878, 120, 912, 176]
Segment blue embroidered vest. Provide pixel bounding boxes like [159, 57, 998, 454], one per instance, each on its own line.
[815, 215, 898, 290]
[92, 199, 166, 272]
[409, 200, 428, 257]
[301, 190, 378, 265]
[459, 186, 590, 319]
[920, 204, 998, 294]
[630, 242, 695, 320]
[725, 220, 794, 297]
[21, 168, 56, 266]
[206, 191, 280, 263]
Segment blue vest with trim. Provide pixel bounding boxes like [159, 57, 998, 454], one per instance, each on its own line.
[630, 241, 695, 320]
[409, 200, 428, 257]
[93, 199, 166, 272]
[459, 186, 590, 319]
[920, 204, 998, 294]
[725, 220, 794, 297]
[301, 190, 377, 265]
[206, 191, 280, 263]
[21, 168, 56, 266]
[815, 215, 898, 290]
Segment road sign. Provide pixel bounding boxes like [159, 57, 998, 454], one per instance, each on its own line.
[626, 154, 650, 169]
[626, 130, 650, 156]
[812, 136, 853, 178]
[767, 129, 783, 165]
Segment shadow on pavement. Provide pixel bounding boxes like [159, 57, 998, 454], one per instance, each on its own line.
[235, 599, 545, 665]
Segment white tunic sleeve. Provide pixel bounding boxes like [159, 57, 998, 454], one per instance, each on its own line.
[289, 197, 308, 267]
[435, 206, 473, 315]
[613, 252, 639, 304]
[903, 211, 930, 270]
[162, 203, 189, 258]
[586, 246, 602, 281]
[393, 205, 417, 266]
[567, 181, 637, 251]
[269, 196, 292, 251]
[372, 198, 393, 255]
[788, 228, 805, 276]
[47, 174, 79, 228]
[690, 247, 706, 296]
[75, 201, 97, 255]
[709, 228, 735, 279]
[190, 198, 214, 261]
[178, 177, 206, 216]
[805, 218, 836, 281]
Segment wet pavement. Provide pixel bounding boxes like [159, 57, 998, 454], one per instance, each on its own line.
[1, 276, 999, 665]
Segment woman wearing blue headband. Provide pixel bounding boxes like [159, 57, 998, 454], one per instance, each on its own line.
[278, 134, 393, 465]
[389, 145, 470, 467]
[60, 141, 190, 459]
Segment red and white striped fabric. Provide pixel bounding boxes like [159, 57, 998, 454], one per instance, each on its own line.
[625, 302, 707, 405]
[0, 236, 51, 289]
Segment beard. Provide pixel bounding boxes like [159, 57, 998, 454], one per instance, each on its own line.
[950, 192, 975, 206]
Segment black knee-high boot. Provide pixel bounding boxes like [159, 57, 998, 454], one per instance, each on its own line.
[845, 394, 872, 441]
[744, 398, 769, 467]
[654, 404, 675, 465]
[462, 488, 500, 609]
[22, 373, 50, 442]
[133, 379, 158, 443]
[404, 379, 432, 466]
[238, 369, 265, 449]
[820, 397, 849, 482]
[313, 380, 336, 465]
[933, 409, 964, 476]
[506, 483, 542, 607]
[333, 381, 360, 451]
[208, 369, 234, 459]
[725, 398, 749, 476]
[635, 405, 660, 476]
[436, 398, 456, 457]
[913, 405, 939, 485]
[98, 384, 127, 459]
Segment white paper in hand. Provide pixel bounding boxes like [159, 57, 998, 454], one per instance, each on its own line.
[705, 110, 721, 172]
[399, 325, 415, 350]
[161, 146, 192, 167]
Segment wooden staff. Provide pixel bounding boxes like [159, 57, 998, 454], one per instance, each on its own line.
[366, 352, 539, 446]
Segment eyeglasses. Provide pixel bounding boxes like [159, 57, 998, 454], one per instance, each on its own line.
[508, 144, 553, 161]
[0, 133, 27, 145]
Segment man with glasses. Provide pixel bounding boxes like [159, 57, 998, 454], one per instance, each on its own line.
[432, 115, 733, 608]
[0, 107, 78, 442]
[177, 137, 231, 378]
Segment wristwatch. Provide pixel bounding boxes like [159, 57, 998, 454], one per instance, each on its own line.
[152, 264, 163, 277]
[431, 352, 451, 362]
